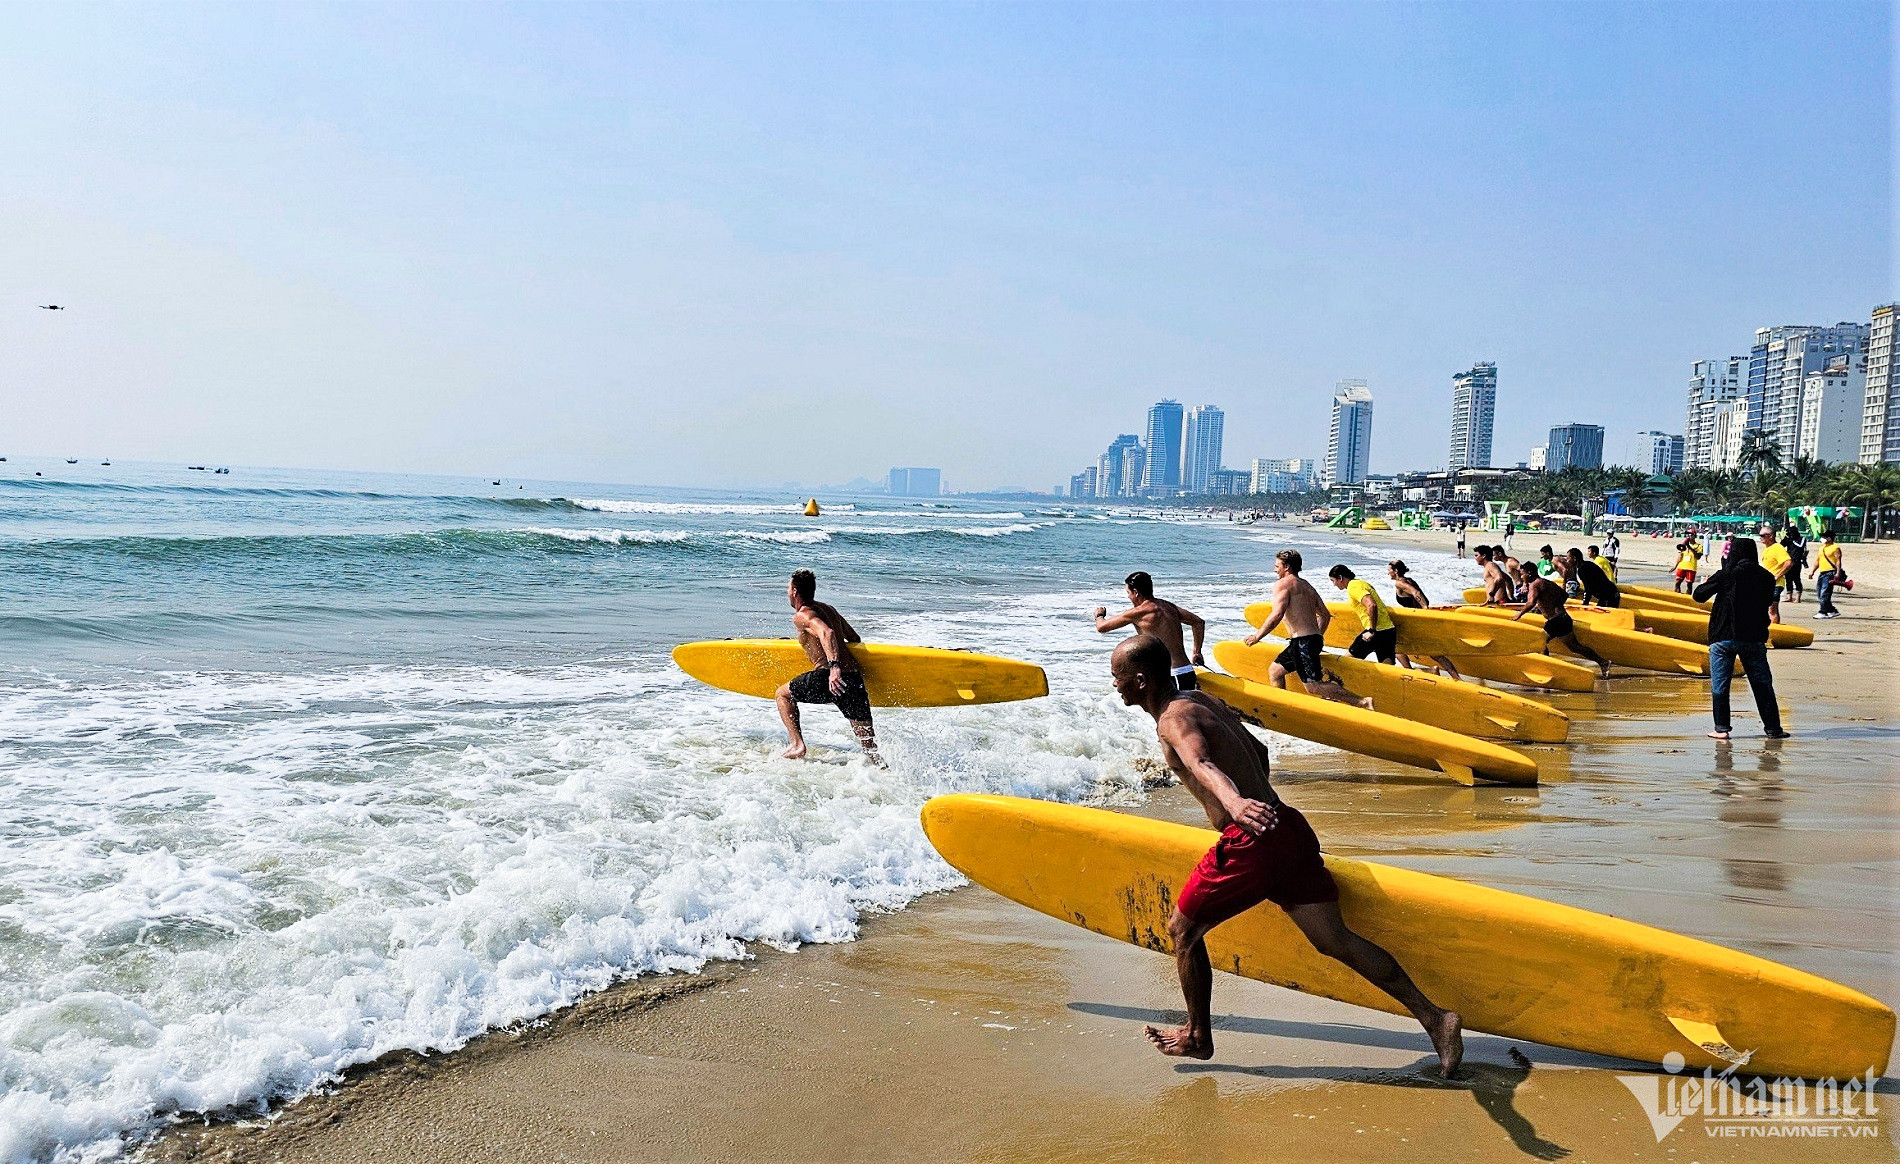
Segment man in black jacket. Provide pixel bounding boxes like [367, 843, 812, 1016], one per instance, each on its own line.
[1693, 538, 1789, 741]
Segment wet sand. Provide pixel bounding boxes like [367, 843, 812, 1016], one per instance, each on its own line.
[146, 551, 1900, 1162]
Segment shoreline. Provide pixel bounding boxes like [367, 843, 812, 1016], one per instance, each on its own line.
[142, 545, 1900, 1162]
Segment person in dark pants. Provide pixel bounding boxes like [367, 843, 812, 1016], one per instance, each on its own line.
[1782, 528, 1807, 602]
[1811, 531, 1845, 617]
[1693, 538, 1788, 741]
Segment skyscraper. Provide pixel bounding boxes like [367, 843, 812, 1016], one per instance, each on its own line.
[1143, 401, 1185, 496]
[1545, 424, 1604, 472]
[1630, 431, 1685, 475]
[1097, 434, 1141, 498]
[1860, 304, 1896, 464]
[1182, 405, 1225, 494]
[1448, 362, 1496, 470]
[1323, 380, 1373, 486]
[1685, 356, 1746, 470]
[1755, 324, 1870, 455]
[1794, 353, 1865, 464]
[1119, 441, 1146, 497]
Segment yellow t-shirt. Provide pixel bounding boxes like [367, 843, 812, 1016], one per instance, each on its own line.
[1345, 579, 1396, 632]
[1676, 546, 1700, 572]
[1817, 543, 1842, 572]
[1759, 543, 1791, 580]
[1593, 555, 1617, 582]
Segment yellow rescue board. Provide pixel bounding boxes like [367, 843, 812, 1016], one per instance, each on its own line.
[1242, 602, 1546, 657]
[1441, 652, 1599, 693]
[921, 795, 1895, 1080]
[1621, 582, 1708, 610]
[1457, 589, 1636, 629]
[671, 639, 1048, 707]
[1212, 640, 1569, 744]
[1197, 671, 1538, 786]
[1454, 607, 1709, 676]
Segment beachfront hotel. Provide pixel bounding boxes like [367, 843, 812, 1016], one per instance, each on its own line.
[1323, 380, 1373, 486]
[1447, 362, 1497, 471]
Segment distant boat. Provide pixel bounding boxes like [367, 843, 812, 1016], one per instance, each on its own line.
[215, 468, 229, 474]
[188, 465, 207, 471]
[492, 480, 501, 485]
[65, 458, 77, 464]
[101, 460, 111, 466]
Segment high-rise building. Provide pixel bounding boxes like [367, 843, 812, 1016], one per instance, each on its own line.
[1861, 304, 1897, 464]
[1144, 401, 1185, 496]
[1545, 423, 1604, 472]
[1629, 431, 1685, 475]
[1182, 405, 1225, 494]
[1756, 324, 1871, 455]
[1685, 356, 1746, 469]
[1119, 441, 1146, 497]
[887, 467, 942, 496]
[1798, 353, 1868, 464]
[1528, 445, 1547, 471]
[1711, 400, 1750, 471]
[1448, 362, 1497, 470]
[1068, 466, 1098, 499]
[1097, 434, 1142, 498]
[1250, 457, 1317, 494]
[1323, 380, 1373, 486]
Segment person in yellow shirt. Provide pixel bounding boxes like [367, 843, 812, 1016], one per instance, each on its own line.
[1811, 531, 1845, 617]
[1588, 544, 1616, 583]
[1672, 539, 1702, 592]
[1757, 528, 1791, 624]
[1328, 564, 1397, 663]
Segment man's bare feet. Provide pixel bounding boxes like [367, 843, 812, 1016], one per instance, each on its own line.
[1143, 1024, 1214, 1059]
[1428, 1011, 1464, 1078]
[1358, 697, 1375, 711]
[1706, 730, 1730, 740]
[1598, 662, 1612, 678]
[779, 743, 808, 760]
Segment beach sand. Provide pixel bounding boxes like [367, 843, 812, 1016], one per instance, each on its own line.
[145, 545, 1900, 1162]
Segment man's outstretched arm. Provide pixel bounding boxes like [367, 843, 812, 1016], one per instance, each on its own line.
[1093, 607, 1139, 633]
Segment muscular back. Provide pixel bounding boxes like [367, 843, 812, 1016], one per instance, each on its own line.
[1124, 599, 1189, 665]
[1158, 693, 1280, 830]
[1275, 575, 1326, 638]
[793, 600, 862, 671]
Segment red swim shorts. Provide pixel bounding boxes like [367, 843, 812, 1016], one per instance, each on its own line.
[1675, 569, 1696, 581]
[1175, 804, 1338, 929]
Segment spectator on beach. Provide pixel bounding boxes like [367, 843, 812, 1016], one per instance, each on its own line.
[1811, 531, 1845, 618]
[1603, 530, 1621, 573]
[1456, 526, 1467, 559]
[1589, 544, 1617, 583]
[1693, 538, 1788, 741]
[1757, 528, 1791, 625]
[1783, 528, 1807, 603]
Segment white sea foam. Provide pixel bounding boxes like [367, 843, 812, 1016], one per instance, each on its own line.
[0, 523, 1335, 1162]
[568, 500, 857, 516]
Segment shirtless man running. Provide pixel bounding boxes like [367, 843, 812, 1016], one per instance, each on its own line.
[774, 569, 881, 762]
[1111, 634, 1463, 1075]
[1240, 549, 1368, 708]
[1513, 572, 1612, 679]
[1093, 571, 1206, 691]
[1477, 546, 1512, 606]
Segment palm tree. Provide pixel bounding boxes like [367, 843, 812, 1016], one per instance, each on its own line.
[1665, 472, 1701, 516]
[1737, 429, 1784, 477]
[1607, 465, 1652, 516]
[1838, 463, 1900, 540]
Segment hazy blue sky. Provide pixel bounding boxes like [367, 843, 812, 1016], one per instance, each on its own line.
[1, 3, 1890, 490]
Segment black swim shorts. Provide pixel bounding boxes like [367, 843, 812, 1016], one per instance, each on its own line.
[1544, 611, 1575, 641]
[787, 664, 874, 723]
[1348, 626, 1398, 665]
[1275, 634, 1326, 683]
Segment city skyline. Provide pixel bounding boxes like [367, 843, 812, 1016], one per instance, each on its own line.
[1, 6, 1887, 490]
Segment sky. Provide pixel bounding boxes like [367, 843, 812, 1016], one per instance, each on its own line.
[0, 3, 1891, 491]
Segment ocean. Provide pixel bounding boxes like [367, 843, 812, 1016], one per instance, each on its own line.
[0, 458, 1478, 1161]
